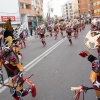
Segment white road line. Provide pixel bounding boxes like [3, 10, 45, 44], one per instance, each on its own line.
[0, 38, 66, 93]
[25, 38, 66, 71]
[24, 38, 65, 69]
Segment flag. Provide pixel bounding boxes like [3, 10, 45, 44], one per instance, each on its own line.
[79, 51, 89, 58]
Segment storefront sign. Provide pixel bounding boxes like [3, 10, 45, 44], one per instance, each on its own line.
[1, 16, 16, 21]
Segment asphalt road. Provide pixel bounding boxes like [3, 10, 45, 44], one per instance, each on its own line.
[0, 25, 98, 100]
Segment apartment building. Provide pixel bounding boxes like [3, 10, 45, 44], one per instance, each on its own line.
[72, 0, 79, 18]
[62, 2, 73, 21]
[0, 0, 43, 29]
[19, 0, 43, 28]
[93, 0, 100, 16]
[78, 0, 93, 17]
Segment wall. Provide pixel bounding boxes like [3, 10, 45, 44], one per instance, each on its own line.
[21, 14, 28, 29]
[0, 0, 21, 24]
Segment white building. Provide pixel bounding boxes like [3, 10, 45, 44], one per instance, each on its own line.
[72, 0, 79, 18]
[19, 0, 43, 29]
[62, 2, 73, 21]
[0, 0, 21, 28]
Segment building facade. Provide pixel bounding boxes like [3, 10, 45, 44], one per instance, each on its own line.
[61, 5, 65, 18]
[78, 0, 93, 17]
[19, 0, 43, 29]
[93, 0, 100, 16]
[62, 2, 73, 21]
[0, 0, 43, 29]
[72, 0, 79, 18]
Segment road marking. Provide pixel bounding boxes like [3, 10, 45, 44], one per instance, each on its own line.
[0, 38, 66, 93]
[25, 38, 66, 71]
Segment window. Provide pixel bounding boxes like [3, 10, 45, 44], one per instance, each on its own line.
[32, 5, 36, 10]
[69, 3, 72, 5]
[71, 16, 73, 18]
[70, 10, 72, 12]
[70, 6, 72, 9]
[78, 0, 79, 3]
[20, 3, 24, 8]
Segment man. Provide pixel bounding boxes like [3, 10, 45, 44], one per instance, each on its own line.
[29, 25, 33, 36]
[79, 51, 100, 100]
[89, 54, 100, 100]
[0, 19, 35, 100]
[66, 26, 73, 45]
[39, 28, 46, 46]
[59, 24, 64, 38]
[0, 45, 36, 100]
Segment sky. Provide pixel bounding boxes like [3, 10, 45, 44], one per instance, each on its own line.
[43, 0, 69, 17]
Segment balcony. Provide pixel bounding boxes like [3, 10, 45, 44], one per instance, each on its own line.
[20, 8, 38, 15]
[19, 0, 31, 4]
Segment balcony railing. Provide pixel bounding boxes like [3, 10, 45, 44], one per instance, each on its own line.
[20, 8, 38, 15]
[20, 8, 43, 16]
[19, 0, 31, 4]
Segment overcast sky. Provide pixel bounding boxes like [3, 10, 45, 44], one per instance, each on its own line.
[43, 0, 69, 17]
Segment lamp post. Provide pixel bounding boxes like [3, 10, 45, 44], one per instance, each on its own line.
[18, 0, 21, 25]
[47, 0, 53, 19]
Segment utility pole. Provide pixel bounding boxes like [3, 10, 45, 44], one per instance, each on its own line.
[47, 0, 53, 19]
[18, 0, 21, 25]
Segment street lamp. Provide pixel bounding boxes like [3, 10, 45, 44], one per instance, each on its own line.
[47, 0, 53, 19]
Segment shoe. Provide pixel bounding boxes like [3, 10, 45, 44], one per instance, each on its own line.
[44, 42, 46, 46]
[43, 43, 46, 47]
[70, 42, 73, 45]
[98, 98, 100, 100]
[14, 96, 20, 100]
[24, 46, 26, 48]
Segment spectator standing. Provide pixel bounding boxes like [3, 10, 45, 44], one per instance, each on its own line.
[29, 25, 33, 36]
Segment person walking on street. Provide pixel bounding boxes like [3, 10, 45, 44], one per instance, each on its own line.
[24, 28, 29, 38]
[30, 25, 33, 36]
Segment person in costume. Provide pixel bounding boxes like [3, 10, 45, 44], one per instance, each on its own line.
[39, 28, 46, 46]
[79, 51, 100, 100]
[89, 54, 100, 100]
[73, 24, 78, 38]
[12, 28, 23, 62]
[0, 45, 35, 100]
[19, 30, 26, 49]
[48, 25, 52, 37]
[54, 25, 59, 40]
[66, 26, 73, 45]
[59, 24, 64, 38]
[0, 19, 35, 100]
[3, 19, 13, 47]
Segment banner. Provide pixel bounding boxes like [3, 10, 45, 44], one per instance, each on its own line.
[1, 16, 16, 21]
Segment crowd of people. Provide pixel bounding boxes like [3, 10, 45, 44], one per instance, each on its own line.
[34, 19, 86, 46]
[0, 18, 87, 100]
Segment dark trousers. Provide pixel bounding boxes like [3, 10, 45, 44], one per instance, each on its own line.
[30, 30, 33, 36]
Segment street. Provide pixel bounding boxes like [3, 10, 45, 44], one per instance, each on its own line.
[0, 25, 97, 100]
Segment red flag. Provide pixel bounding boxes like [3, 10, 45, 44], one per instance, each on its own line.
[79, 51, 88, 58]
